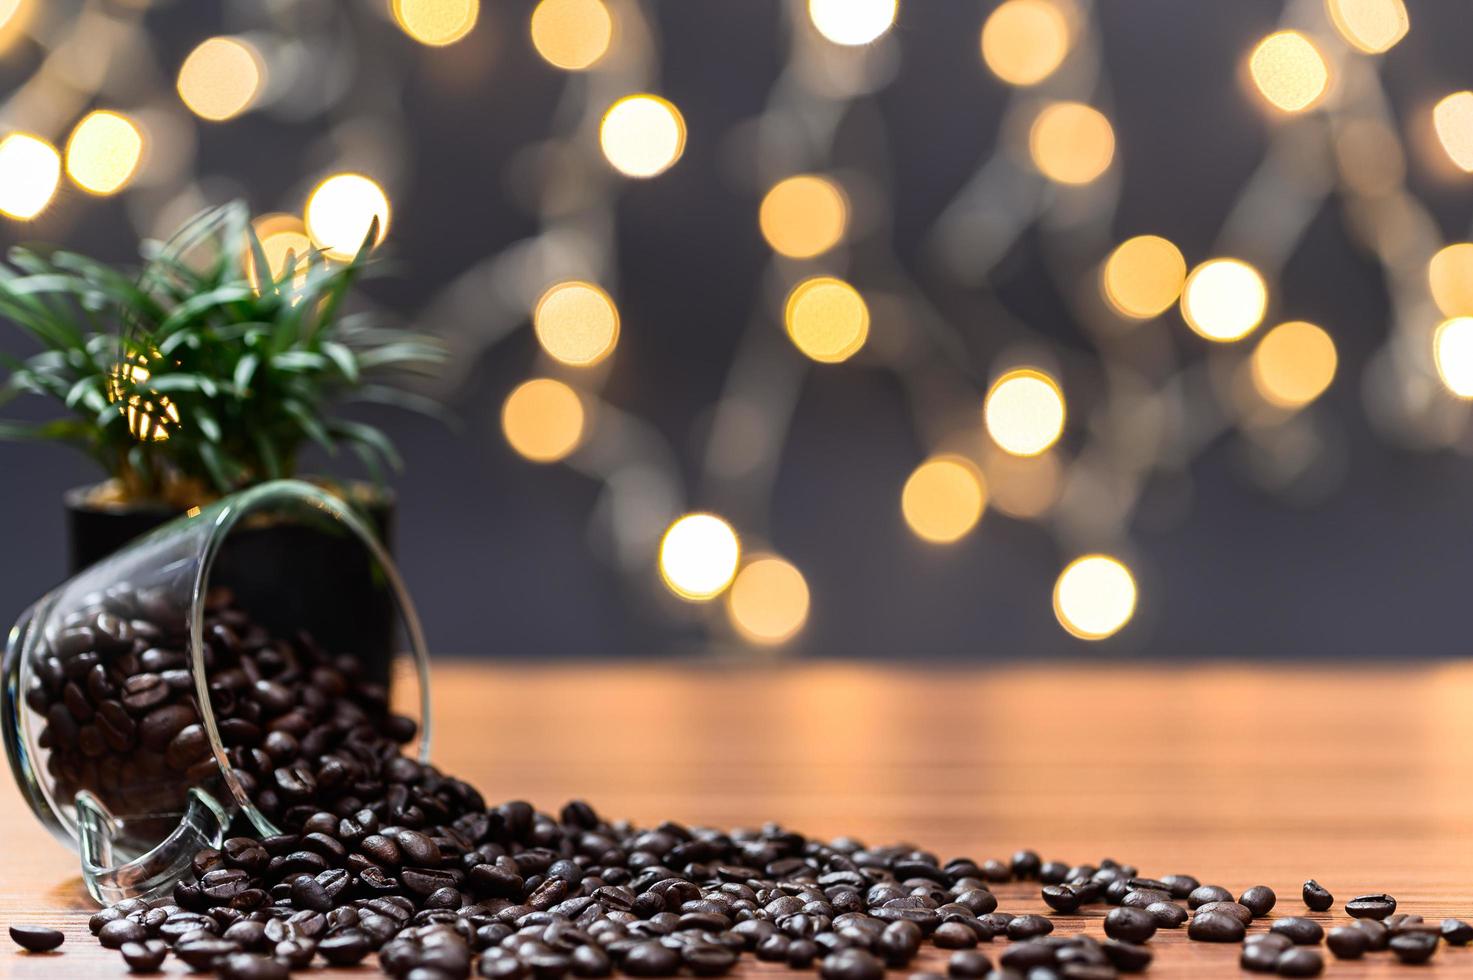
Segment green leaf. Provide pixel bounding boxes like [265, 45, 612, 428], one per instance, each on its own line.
[283, 398, 336, 455]
[328, 419, 402, 470]
[321, 341, 360, 383]
[144, 374, 219, 397]
[273, 351, 330, 372]
[234, 353, 260, 394]
[155, 284, 255, 336]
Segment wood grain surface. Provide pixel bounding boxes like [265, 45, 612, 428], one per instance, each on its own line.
[5, 660, 1473, 977]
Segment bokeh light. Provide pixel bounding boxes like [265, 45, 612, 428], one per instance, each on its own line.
[107, 357, 179, 443]
[65, 111, 144, 196]
[807, 0, 897, 47]
[600, 95, 686, 179]
[247, 213, 313, 292]
[1326, 0, 1409, 55]
[980, 0, 1070, 87]
[1248, 31, 1329, 114]
[176, 37, 263, 122]
[1028, 102, 1115, 185]
[1428, 244, 1473, 318]
[1433, 91, 1473, 173]
[1434, 318, 1473, 398]
[1250, 321, 1338, 410]
[0, 0, 25, 39]
[1054, 554, 1137, 640]
[533, 281, 620, 367]
[1181, 258, 1268, 342]
[1102, 235, 1187, 319]
[659, 513, 740, 601]
[393, 0, 479, 47]
[726, 555, 810, 645]
[901, 455, 987, 544]
[984, 448, 1061, 520]
[0, 133, 61, 221]
[759, 175, 848, 259]
[784, 276, 870, 363]
[530, 0, 613, 70]
[305, 173, 390, 260]
[985, 369, 1067, 457]
[501, 378, 586, 462]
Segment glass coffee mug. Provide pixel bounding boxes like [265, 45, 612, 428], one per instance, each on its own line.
[1, 480, 430, 904]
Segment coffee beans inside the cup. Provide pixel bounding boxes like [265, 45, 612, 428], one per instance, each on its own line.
[19, 590, 1458, 976]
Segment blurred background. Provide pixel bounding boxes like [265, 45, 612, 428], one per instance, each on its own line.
[2, 0, 1472, 660]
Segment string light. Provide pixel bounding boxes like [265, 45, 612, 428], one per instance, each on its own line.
[759, 175, 848, 259]
[1250, 321, 1338, 409]
[393, 0, 479, 47]
[985, 368, 1066, 457]
[726, 555, 810, 645]
[1054, 554, 1137, 640]
[305, 173, 390, 260]
[1434, 318, 1473, 398]
[0, 133, 61, 221]
[984, 448, 1061, 520]
[784, 277, 869, 363]
[980, 0, 1070, 87]
[1432, 92, 1473, 173]
[1325, 0, 1408, 55]
[1028, 101, 1115, 185]
[1248, 31, 1329, 114]
[807, 0, 897, 47]
[0, 0, 26, 42]
[1181, 258, 1268, 342]
[106, 357, 179, 443]
[502, 378, 586, 462]
[659, 513, 740, 601]
[64, 111, 144, 196]
[600, 95, 686, 179]
[1102, 235, 1187, 320]
[1429, 244, 1473, 318]
[246, 214, 313, 292]
[176, 37, 264, 122]
[901, 455, 987, 544]
[530, 0, 613, 71]
[533, 281, 620, 367]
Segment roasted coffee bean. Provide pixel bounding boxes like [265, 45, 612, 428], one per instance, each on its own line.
[623, 941, 683, 977]
[1145, 901, 1187, 928]
[1103, 908, 1156, 944]
[1159, 875, 1198, 899]
[683, 944, 738, 976]
[1389, 931, 1439, 964]
[933, 921, 978, 949]
[1275, 948, 1324, 977]
[1186, 885, 1232, 909]
[1188, 912, 1245, 943]
[1102, 939, 1152, 973]
[1195, 901, 1252, 926]
[819, 948, 885, 980]
[571, 944, 612, 977]
[1241, 943, 1280, 973]
[1039, 862, 1070, 885]
[98, 918, 148, 949]
[9, 924, 64, 952]
[1300, 880, 1332, 911]
[173, 937, 240, 969]
[119, 938, 169, 973]
[1006, 915, 1053, 940]
[1441, 918, 1473, 946]
[1239, 885, 1276, 917]
[1352, 918, 1390, 950]
[1270, 917, 1324, 945]
[1326, 926, 1367, 959]
[1345, 893, 1396, 919]
[1041, 884, 1082, 913]
[216, 952, 289, 980]
[946, 950, 991, 977]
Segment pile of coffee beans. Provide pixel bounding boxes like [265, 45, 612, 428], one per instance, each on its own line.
[17, 592, 1473, 977]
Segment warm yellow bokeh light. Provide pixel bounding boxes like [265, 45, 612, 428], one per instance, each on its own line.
[393, 0, 479, 46]
[247, 214, 313, 292]
[1435, 92, 1473, 173]
[784, 276, 869, 364]
[1251, 320, 1338, 409]
[1326, 0, 1408, 55]
[1054, 554, 1137, 640]
[727, 556, 810, 645]
[65, 111, 144, 196]
[0, 0, 25, 36]
[176, 37, 263, 122]
[759, 175, 848, 259]
[530, 0, 613, 70]
[984, 449, 1061, 520]
[533, 281, 620, 367]
[1248, 31, 1330, 114]
[985, 369, 1067, 457]
[1434, 318, 1473, 399]
[1430, 244, 1473, 318]
[807, 0, 897, 46]
[659, 513, 740, 601]
[600, 95, 686, 179]
[501, 378, 586, 462]
[305, 173, 390, 260]
[901, 455, 987, 544]
[107, 358, 179, 443]
[1181, 258, 1268, 342]
[981, 0, 1070, 87]
[1102, 235, 1187, 319]
[1028, 102, 1115, 185]
[0, 133, 60, 221]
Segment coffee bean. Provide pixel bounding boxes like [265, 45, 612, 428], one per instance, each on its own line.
[98, 918, 148, 949]
[1352, 918, 1390, 950]
[1102, 940, 1152, 973]
[1270, 917, 1324, 945]
[119, 938, 168, 973]
[1441, 918, 1473, 946]
[1187, 885, 1232, 909]
[1006, 915, 1053, 940]
[1326, 926, 1367, 959]
[173, 937, 240, 969]
[9, 925, 64, 952]
[216, 952, 289, 980]
[1041, 884, 1081, 913]
[1188, 911, 1245, 943]
[1103, 908, 1156, 944]
[1300, 880, 1332, 912]
[1389, 931, 1438, 964]
[623, 941, 682, 977]
[1239, 885, 1276, 917]
[819, 948, 885, 980]
[1039, 862, 1069, 884]
[1145, 902, 1187, 928]
[946, 950, 991, 977]
[1241, 943, 1279, 972]
[1195, 901, 1252, 925]
[933, 921, 978, 949]
[1159, 875, 1198, 899]
[1345, 893, 1396, 919]
[1275, 948, 1323, 977]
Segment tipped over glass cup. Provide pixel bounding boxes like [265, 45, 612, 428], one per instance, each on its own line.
[1, 480, 430, 904]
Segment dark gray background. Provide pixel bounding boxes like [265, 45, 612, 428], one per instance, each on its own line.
[3, 1, 1473, 659]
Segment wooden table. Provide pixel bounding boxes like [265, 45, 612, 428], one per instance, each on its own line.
[5, 661, 1473, 977]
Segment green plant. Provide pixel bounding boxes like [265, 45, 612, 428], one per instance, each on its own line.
[0, 201, 445, 505]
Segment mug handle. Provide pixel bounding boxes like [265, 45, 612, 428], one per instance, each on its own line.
[75, 787, 230, 905]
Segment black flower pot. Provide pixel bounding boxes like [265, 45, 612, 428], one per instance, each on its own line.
[64, 483, 397, 682]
